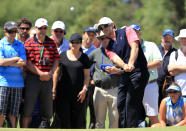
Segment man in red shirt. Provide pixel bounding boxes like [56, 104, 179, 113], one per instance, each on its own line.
[22, 18, 60, 128]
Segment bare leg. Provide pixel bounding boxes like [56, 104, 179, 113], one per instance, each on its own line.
[149, 116, 159, 127]
[22, 117, 32, 128]
[0, 114, 4, 127]
[8, 115, 16, 128]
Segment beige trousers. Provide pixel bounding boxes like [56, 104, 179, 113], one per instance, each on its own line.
[93, 86, 118, 128]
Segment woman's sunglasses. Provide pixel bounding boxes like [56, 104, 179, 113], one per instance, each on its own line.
[167, 90, 179, 94]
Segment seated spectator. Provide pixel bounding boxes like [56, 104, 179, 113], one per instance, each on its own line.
[153, 82, 186, 127]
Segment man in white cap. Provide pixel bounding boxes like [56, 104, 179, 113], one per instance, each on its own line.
[51, 21, 69, 54]
[51, 21, 69, 99]
[168, 29, 186, 98]
[50, 21, 69, 128]
[22, 18, 60, 128]
[97, 17, 149, 128]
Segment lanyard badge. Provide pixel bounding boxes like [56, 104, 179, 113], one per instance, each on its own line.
[39, 44, 44, 65]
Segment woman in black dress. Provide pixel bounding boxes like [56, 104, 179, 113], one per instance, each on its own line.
[55, 33, 91, 129]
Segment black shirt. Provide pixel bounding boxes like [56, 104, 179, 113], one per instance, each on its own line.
[57, 51, 91, 97]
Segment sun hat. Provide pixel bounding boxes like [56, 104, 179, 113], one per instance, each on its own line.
[166, 85, 181, 92]
[175, 29, 186, 41]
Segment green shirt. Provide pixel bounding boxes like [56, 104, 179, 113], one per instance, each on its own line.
[141, 40, 162, 82]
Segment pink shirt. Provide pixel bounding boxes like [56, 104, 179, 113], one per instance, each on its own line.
[106, 27, 140, 60]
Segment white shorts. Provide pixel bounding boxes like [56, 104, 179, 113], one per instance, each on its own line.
[142, 81, 159, 116]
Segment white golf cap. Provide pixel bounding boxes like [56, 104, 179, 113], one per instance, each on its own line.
[51, 21, 66, 30]
[97, 17, 113, 27]
[35, 18, 48, 28]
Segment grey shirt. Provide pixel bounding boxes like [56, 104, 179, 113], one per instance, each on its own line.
[88, 47, 121, 89]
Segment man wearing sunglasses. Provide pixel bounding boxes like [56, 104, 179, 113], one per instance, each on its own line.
[23, 18, 60, 128]
[96, 17, 149, 128]
[51, 21, 69, 55]
[16, 18, 32, 43]
[50, 21, 69, 128]
[0, 21, 26, 127]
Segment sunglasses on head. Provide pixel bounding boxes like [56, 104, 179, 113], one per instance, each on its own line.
[54, 30, 64, 33]
[6, 30, 18, 34]
[71, 40, 82, 44]
[20, 27, 30, 31]
[38, 27, 47, 30]
[167, 90, 179, 94]
[98, 24, 111, 31]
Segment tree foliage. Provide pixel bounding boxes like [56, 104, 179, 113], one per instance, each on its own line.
[0, 0, 185, 46]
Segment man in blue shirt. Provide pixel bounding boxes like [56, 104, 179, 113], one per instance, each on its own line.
[82, 26, 97, 128]
[0, 21, 26, 127]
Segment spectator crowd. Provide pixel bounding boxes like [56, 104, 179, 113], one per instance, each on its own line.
[0, 17, 186, 129]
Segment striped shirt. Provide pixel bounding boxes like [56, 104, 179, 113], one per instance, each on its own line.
[24, 35, 60, 72]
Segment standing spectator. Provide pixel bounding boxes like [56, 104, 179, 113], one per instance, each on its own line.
[15, 18, 32, 128]
[0, 21, 26, 127]
[82, 26, 96, 54]
[168, 29, 186, 98]
[130, 24, 162, 126]
[50, 20, 69, 128]
[55, 33, 91, 129]
[88, 31, 120, 128]
[153, 82, 186, 127]
[157, 29, 176, 105]
[97, 17, 149, 128]
[22, 18, 60, 128]
[17, 18, 32, 43]
[82, 27, 97, 128]
[51, 21, 69, 54]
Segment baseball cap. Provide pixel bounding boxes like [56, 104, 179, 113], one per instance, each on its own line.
[84, 26, 96, 33]
[52, 21, 66, 30]
[35, 18, 48, 28]
[69, 33, 82, 44]
[4, 21, 18, 30]
[97, 17, 113, 27]
[129, 24, 141, 31]
[163, 29, 174, 38]
[166, 85, 181, 92]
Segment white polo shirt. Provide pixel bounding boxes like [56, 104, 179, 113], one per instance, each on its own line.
[169, 48, 186, 96]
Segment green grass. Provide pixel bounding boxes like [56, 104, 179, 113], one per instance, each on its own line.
[86, 107, 109, 128]
[1, 108, 186, 130]
[0, 126, 186, 131]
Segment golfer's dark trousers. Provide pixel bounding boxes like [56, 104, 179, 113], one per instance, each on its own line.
[117, 71, 149, 128]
